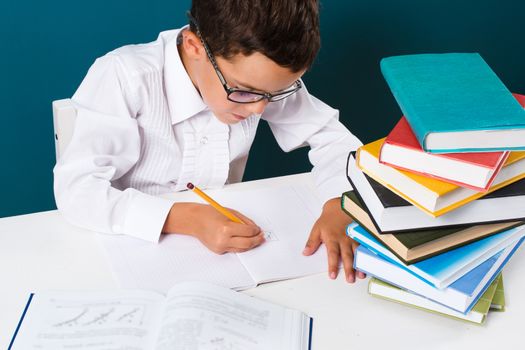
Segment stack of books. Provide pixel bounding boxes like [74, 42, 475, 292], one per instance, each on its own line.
[344, 53, 525, 324]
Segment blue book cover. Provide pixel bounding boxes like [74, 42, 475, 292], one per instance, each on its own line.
[450, 252, 500, 296]
[347, 222, 525, 289]
[380, 53, 525, 153]
[356, 238, 523, 313]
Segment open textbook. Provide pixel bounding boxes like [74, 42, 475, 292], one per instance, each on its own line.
[98, 184, 326, 292]
[9, 282, 313, 350]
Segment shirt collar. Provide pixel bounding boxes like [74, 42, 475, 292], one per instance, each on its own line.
[163, 28, 208, 125]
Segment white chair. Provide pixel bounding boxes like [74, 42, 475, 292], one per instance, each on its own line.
[52, 99, 77, 161]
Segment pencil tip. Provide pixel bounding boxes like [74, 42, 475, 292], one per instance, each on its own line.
[187, 182, 194, 190]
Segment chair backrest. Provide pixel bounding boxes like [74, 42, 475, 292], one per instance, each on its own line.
[52, 99, 77, 161]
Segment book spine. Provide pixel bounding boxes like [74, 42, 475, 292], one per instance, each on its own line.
[308, 318, 313, 350]
[8, 293, 34, 350]
[380, 58, 430, 151]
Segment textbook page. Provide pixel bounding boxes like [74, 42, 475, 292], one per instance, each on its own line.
[11, 290, 164, 350]
[153, 281, 310, 350]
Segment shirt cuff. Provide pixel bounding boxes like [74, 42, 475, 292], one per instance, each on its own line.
[315, 173, 354, 205]
[122, 192, 175, 243]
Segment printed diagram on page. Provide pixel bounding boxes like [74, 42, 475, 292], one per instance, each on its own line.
[48, 298, 149, 328]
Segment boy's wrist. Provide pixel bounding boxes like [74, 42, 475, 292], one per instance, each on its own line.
[162, 202, 202, 236]
[321, 197, 352, 224]
[322, 197, 342, 212]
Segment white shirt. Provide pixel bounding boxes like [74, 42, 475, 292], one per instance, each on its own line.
[53, 28, 362, 243]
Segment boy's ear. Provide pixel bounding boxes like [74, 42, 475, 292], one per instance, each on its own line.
[181, 30, 206, 61]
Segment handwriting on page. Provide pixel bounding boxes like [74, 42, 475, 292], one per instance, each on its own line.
[263, 230, 278, 241]
[260, 216, 278, 241]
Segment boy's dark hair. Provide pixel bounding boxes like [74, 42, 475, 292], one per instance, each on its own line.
[189, 0, 320, 73]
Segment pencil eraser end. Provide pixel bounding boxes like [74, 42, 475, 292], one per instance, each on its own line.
[187, 182, 194, 190]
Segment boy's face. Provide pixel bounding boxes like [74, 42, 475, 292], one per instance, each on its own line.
[180, 30, 304, 124]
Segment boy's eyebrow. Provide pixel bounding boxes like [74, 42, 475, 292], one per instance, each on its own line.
[232, 77, 293, 93]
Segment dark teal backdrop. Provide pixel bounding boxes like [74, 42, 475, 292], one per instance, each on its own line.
[1, 1, 524, 218]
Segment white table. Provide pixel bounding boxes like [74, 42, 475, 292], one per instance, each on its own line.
[1, 173, 523, 349]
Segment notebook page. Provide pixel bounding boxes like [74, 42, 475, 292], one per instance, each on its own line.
[212, 184, 326, 283]
[153, 281, 305, 350]
[98, 233, 256, 292]
[11, 290, 163, 350]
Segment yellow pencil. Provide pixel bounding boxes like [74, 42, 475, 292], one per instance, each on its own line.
[186, 183, 245, 224]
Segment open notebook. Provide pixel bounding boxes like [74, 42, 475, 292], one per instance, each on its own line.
[98, 184, 326, 292]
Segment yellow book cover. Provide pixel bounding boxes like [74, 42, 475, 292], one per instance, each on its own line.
[357, 138, 525, 217]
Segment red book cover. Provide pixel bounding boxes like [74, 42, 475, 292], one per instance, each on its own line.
[385, 116, 507, 168]
[380, 116, 509, 191]
[380, 93, 525, 191]
[379, 94, 525, 192]
[513, 93, 525, 107]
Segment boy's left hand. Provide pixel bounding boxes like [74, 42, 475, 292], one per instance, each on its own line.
[303, 197, 366, 283]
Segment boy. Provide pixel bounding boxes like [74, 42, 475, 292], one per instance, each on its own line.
[54, 0, 365, 283]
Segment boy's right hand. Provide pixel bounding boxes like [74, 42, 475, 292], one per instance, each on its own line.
[162, 203, 265, 254]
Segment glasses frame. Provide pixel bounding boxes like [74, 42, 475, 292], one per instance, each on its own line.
[186, 11, 302, 104]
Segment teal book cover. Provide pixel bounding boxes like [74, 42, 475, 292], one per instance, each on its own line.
[380, 53, 525, 153]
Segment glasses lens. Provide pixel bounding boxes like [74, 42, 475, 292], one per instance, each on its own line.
[228, 91, 264, 103]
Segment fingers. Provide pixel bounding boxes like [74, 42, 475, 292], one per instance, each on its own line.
[228, 222, 262, 238]
[207, 229, 265, 254]
[227, 232, 266, 252]
[228, 210, 263, 237]
[326, 239, 365, 283]
[221, 216, 265, 252]
[216, 209, 258, 235]
[230, 209, 259, 228]
[341, 242, 356, 283]
[326, 241, 341, 280]
[195, 205, 265, 254]
[303, 228, 322, 256]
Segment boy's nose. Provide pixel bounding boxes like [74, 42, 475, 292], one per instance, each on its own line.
[245, 99, 269, 115]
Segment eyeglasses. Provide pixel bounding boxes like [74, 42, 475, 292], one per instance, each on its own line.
[186, 11, 302, 104]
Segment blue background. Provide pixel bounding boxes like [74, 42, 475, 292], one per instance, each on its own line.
[1, 0, 524, 218]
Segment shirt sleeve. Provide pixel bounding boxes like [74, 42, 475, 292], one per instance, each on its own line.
[262, 82, 363, 204]
[53, 54, 174, 243]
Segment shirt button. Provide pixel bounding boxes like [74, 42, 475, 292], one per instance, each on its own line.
[200, 136, 208, 145]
